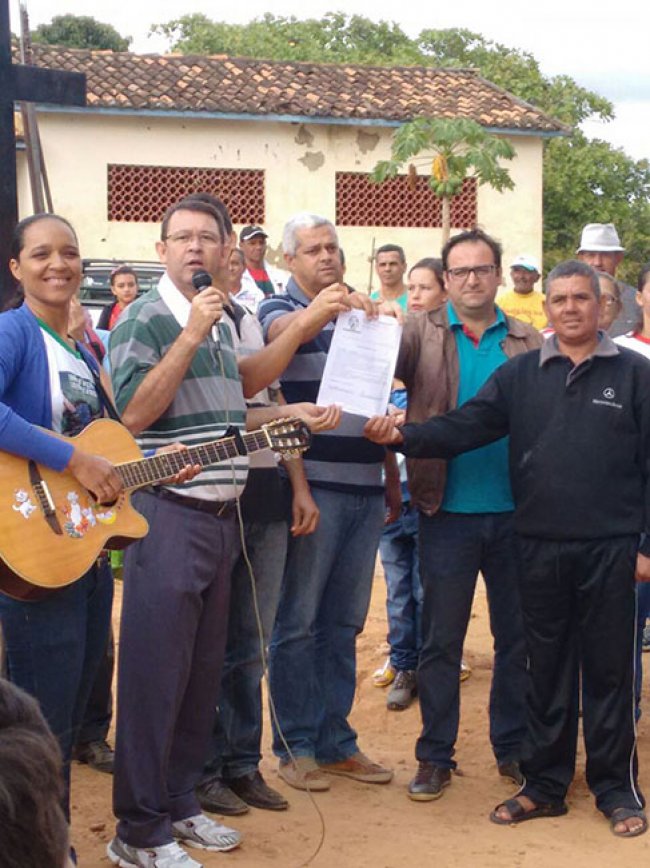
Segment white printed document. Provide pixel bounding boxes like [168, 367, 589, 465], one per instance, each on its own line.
[317, 311, 402, 418]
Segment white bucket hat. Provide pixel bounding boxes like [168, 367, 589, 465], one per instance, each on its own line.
[577, 223, 625, 253]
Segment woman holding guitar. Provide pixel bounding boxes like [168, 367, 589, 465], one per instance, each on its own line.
[0, 213, 129, 863]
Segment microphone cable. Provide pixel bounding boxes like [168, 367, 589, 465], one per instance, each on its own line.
[209, 299, 327, 868]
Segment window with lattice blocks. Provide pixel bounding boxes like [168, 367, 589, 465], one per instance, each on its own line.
[335, 173, 477, 228]
[107, 165, 265, 223]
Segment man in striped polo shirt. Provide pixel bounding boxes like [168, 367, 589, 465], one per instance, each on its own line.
[258, 212, 393, 791]
[107, 199, 245, 867]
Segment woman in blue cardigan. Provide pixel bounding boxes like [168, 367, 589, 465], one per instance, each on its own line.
[0, 213, 123, 863]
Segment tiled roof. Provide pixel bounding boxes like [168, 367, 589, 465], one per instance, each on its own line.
[22, 45, 567, 134]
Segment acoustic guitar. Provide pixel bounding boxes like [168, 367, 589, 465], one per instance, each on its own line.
[0, 417, 310, 600]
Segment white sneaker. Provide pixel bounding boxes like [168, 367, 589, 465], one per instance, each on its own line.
[172, 814, 241, 852]
[107, 836, 202, 867]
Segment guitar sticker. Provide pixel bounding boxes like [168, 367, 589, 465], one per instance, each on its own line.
[95, 507, 118, 525]
[12, 489, 37, 519]
[60, 491, 118, 538]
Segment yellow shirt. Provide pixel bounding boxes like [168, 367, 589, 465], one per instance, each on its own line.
[498, 289, 547, 331]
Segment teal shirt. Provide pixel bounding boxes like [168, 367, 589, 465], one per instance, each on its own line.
[441, 302, 514, 513]
[370, 289, 408, 312]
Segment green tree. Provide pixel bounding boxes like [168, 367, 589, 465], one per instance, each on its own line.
[152, 15, 650, 275]
[33, 14, 131, 52]
[151, 13, 419, 65]
[543, 133, 650, 284]
[415, 29, 613, 126]
[372, 118, 516, 243]
[411, 29, 650, 274]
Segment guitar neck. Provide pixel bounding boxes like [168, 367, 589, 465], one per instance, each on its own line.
[116, 429, 270, 491]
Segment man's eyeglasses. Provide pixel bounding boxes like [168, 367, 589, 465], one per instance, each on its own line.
[164, 231, 222, 247]
[446, 265, 497, 283]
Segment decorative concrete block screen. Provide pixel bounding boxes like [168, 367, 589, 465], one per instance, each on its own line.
[107, 165, 265, 223]
[335, 172, 477, 228]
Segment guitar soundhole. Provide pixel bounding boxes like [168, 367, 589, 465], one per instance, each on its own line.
[87, 490, 118, 509]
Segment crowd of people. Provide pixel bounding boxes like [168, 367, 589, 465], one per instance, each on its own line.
[0, 204, 650, 868]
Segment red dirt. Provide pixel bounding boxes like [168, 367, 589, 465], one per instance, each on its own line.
[72, 570, 650, 867]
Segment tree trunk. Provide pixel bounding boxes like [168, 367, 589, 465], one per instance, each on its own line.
[441, 196, 451, 245]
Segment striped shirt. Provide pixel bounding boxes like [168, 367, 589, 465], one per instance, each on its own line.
[258, 278, 384, 494]
[221, 301, 277, 473]
[109, 273, 248, 501]
[221, 301, 285, 523]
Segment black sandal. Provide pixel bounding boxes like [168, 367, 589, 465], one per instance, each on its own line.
[606, 807, 648, 838]
[490, 797, 568, 825]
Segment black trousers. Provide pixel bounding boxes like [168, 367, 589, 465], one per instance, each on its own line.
[113, 491, 240, 848]
[517, 535, 644, 813]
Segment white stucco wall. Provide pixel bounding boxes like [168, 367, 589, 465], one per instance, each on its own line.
[18, 111, 544, 292]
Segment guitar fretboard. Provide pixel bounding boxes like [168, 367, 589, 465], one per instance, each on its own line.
[116, 429, 271, 491]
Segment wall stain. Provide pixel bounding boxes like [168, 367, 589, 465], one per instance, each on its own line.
[294, 124, 315, 146]
[299, 151, 325, 171]
[357, 130, 380, 153]
[266, 242, 286, 268]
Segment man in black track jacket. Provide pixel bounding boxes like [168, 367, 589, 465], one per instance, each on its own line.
[365, 259, 650, 838]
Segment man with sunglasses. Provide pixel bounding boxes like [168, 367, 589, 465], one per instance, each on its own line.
[393, 229, 541, 801]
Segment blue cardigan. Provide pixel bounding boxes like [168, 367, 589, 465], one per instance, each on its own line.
[0, 304, 99, 470]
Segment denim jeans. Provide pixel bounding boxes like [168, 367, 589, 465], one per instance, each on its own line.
[0, 559, 113, 819]
[379, 503, 422, 672]
[77, 625, 114, 744]
[204, 519, 288, 780]
[416, 511, 526, 768]
[269, 486, 384, 763]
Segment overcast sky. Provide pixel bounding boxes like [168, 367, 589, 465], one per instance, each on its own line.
[10, 0, 650, 161]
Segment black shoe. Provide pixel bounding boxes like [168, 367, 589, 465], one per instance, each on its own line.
[196, 776, 250, 816]
[73, 739, 114, 774]
[407, 762, 451, 801]
[498, 760, 524, 787]
[227, 770, 289, 811]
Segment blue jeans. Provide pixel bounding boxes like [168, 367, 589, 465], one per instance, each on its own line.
[204, 520, 288, 779]
[379, 503, 422, 671]
[269, 486, 384, 763]
[416, 511, 526, 768]
[0, 559, 113, 819]
[77, 624, 114, 745]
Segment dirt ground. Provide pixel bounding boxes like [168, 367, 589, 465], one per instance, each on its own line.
[72, 567, 650, 867]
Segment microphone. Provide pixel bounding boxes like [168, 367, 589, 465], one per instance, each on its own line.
[191, 270, 222, 351]
[191, 270, 212, 292]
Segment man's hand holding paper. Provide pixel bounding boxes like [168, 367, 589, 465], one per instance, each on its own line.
[317, 310, 402, 418]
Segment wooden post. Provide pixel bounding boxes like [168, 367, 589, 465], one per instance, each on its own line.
[0, 0, 86, 304]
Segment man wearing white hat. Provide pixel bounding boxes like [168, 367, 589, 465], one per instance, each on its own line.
[498, 254, 546, 330]
[577, 223, 640, 337]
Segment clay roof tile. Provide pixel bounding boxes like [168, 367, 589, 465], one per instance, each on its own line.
[19, 45, 567, 133]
